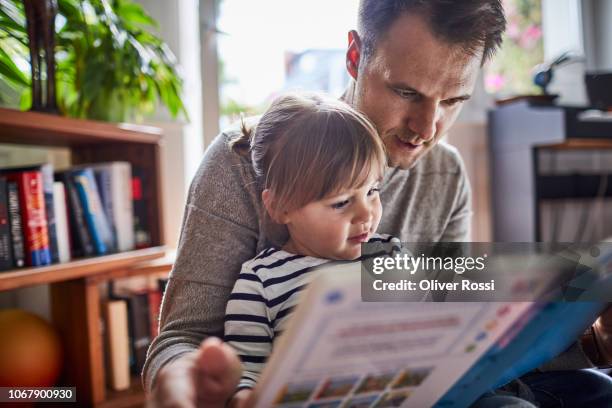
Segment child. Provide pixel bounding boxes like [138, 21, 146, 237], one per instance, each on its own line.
[224, 92, 398, 406]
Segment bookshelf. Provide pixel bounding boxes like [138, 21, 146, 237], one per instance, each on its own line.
[0, 107, 172, 406]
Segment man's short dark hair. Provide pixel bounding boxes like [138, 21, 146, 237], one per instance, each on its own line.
[357, 0, 506, 64]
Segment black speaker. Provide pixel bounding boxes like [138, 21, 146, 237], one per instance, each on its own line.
[585, 72, 612, 110]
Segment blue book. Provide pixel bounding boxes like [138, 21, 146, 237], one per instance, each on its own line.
[436, 248, 612, 407]
[72, 168, 115, 256]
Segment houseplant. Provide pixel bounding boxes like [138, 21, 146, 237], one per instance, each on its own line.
[0, 0, 186, 122]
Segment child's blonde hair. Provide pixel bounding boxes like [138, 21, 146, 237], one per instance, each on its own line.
[230, 92, 386, 215]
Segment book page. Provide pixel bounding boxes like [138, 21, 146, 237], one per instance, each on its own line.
[253, 263, 533, 408]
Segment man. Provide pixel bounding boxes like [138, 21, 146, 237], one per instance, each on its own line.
[145, 1, 612, 407]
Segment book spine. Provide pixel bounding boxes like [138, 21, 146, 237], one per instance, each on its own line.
[132, 167, 151, 249]
[58, 173, 95, 257]
[7, 181, 25, 267]
[129, 292, 151, 374]
[113, 163, 134, 252]
[0, 178, 13, 271]
[158, 277, 168, 293]
[41, 164, 59, 263]
[73, 169, 115, 255]
[147, 289, 162, 338]
[104, 300, 131, 391]
[12, 171, 51, 266]
[94, 168, 117, 249]
[52, 182, 71, 263]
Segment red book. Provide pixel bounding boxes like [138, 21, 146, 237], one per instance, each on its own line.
[148, 289, 162, 338]
[4, 170, 51, 266]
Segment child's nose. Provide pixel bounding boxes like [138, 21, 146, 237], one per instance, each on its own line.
[353, 200, 373, 225]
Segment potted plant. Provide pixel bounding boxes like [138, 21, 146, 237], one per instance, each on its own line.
[0, 0, 186, 122]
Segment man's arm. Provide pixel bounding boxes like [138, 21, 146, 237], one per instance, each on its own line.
[143, 132, 262, 392]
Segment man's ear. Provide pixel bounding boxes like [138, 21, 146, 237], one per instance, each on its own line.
[346, 30, 362, 80]
[262, 189, 290, 224]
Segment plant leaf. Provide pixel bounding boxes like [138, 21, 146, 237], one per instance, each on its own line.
[0, 44, 28, 86]
[116, 2, 156, 29]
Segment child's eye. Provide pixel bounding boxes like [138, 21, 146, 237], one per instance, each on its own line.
[331, 199, 350, 209]
[367, 187, 381, 196]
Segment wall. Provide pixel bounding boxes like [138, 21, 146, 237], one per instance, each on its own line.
[540, 0, 612, 105]
[583, 0, 612, 71]
[134, 0, 206, 248]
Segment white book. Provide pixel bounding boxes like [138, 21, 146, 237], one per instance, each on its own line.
[104, 300, 131, 391]
[248, 249, 612, 408]
[52, 182, 71, 263]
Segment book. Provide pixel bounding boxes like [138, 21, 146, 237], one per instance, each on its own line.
[40, 164, 59, 263]
[247, 248, 612, 408]
[55, 171, 94, 258]
[148, 289, 162, 339]
[132, 166, 151, 249]
[6, 181, 25, 268]
[72, 168, 115, 255]
[108, 280, 152, 375]
[104, 299, 131, 391]
[0, 167, 51, 266]
[52, 182, 71, 263]
[90, 162, 134, 252]
[0, 177, 13, 271]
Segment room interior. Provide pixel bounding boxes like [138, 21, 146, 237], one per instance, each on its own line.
[0, 0, 611, 406]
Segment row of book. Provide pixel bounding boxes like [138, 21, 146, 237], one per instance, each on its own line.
[0, 162, 151, 271]
[103, 277, 168, 391]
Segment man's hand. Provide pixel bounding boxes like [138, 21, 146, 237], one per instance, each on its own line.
[227, 389, 253, 408]
[593, 305, 612, 365]
[150, 337, 243, 408]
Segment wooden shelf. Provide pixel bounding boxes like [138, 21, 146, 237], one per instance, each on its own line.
[1, 107, 167, 406]
[537, 138, 612, 150]
[89, 249, 175, 284]
[0, 246, 167, 291]
[0, 107, 162, 147]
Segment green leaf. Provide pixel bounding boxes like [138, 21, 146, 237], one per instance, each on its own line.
[116, 2, 156, 28]
[19, 85, 31, 110]
[0, 44, 28, 86]
[0, 0, 25, 27]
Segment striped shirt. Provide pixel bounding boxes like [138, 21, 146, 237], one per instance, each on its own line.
[224, 233, 400, 390]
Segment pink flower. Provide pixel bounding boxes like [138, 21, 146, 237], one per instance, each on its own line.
[519, 25, 542, 49]
[486, 73, 506, 92]
[507, 21, 520, 40]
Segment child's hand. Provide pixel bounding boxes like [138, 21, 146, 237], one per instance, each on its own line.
[227, 389, 253, 408]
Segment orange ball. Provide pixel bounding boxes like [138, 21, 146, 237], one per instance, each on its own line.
[0, 309, 63, 387]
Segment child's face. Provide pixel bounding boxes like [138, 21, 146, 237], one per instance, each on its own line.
[283, 173, 383, 260]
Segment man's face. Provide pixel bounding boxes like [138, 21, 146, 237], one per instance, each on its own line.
[350, 13, 482, 169]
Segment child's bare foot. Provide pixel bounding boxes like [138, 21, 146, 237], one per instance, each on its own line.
[196, 337, 243, 407]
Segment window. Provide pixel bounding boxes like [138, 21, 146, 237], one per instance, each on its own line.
[216, 0, 359, 128]
[485, 0, 544, 96]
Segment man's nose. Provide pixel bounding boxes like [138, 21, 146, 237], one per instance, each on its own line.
[406, 101, 438, 143]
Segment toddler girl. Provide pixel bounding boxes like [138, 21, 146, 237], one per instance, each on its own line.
[224, 92, 397, 405]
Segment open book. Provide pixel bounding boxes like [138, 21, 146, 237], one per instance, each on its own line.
[247, 246, 612, 408]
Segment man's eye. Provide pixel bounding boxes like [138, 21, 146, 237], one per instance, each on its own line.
[331, 199, 350, 209]
[443, 98, 464, 106]
[394, 89, 418, 100]
[367, 187, 380, 196]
